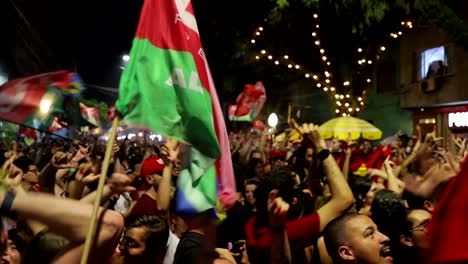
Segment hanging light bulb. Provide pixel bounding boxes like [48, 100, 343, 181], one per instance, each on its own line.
[251, 39, 256, 43]
[398, 31, 402, 35]
[256, 32, 260, 36]
[348, 107, 353, 112]
[358, 60, 363, 65]
[320, 49, 325, 54]
[367, 79, 371, 83]
[358, 48, 363, 52]
[316, 25, 320, 28]
[330, 87, 335, 91]
[274, 60, 279, 65]
[345, 102, 350, 107]
[345, 94, 350, 98]
[336, 101, 342, 106]
[255, 56, 260, 60]
[342, 113, 347, 117]
[327, 62, 331, 65]
[356, 108, 360, 112]
[268, 55, 273, 59]
[284, 55, 289, 59]
[288, 64, 293, 68]
[325, 71, 330, 76]
[343, 81, 350, 86]
[340, 95, 344, 99]
[380, 46, 386, 51]
[335, 109, 340, 113]
[312, 32, 317, 37]
[313, 75, 318, 80]
[295, 65, 300, 69]
[325, 79, 330, 83]
[261, 50, 266, 54]
[360, 102, 364, 105]
[322, 56, 327, 61]
[259, 27, 264, 31]
[358, 97, 362, 101]
[305, 73, 310, 78]
[323, 87, 328, 91]
[317, 83, 321, 88]
[368, 60, 372, 64]
[313, 14, 318, 18]
[335, 94, 339, 99]
[315, 41, 320, 45]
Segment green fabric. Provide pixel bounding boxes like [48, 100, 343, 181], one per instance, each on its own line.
[116, 37, 220, 191]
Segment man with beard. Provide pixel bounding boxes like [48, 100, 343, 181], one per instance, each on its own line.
[323, 213, 393, 264]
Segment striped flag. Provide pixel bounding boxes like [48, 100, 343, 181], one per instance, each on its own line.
[116, 0, 236, 214]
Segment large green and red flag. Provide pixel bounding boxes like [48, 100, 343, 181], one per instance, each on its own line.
[116, 0, 236, 214]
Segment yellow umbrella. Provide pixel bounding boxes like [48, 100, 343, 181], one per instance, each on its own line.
[274, 129, 303, 142]
[319, 116, 382, 140]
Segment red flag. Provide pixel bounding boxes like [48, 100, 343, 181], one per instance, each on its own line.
[79, 102, 102, 127]
[234, 81, 266, 117]
[430, 156, 468, 263]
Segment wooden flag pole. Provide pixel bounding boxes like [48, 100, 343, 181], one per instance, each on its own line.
[80, 116, 120, 264]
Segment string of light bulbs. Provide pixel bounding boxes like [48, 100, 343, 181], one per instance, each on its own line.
[248, 13, 414, 117]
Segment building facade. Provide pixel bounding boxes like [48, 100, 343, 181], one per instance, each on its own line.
[399, 8, 468, 140]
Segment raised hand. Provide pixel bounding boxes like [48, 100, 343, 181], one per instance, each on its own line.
[291, 119, 326, 150]
[160, 138, 180, 164]
[107, 172, 136, 194]
[268, 189, 290, 228]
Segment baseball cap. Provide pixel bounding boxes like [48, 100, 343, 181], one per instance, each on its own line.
[140, 157, 165, 177]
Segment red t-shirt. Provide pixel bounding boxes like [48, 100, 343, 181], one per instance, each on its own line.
[127, 193, 164, 219]
[245, 212, 320, 263]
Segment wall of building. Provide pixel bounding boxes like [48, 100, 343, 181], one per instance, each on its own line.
[359, 90, 413, 138]
[400, 21, 468, 108]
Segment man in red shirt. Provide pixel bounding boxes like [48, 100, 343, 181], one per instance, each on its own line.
[128, 140, 178, 219]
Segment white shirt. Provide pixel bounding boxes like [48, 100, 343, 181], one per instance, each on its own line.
[163, 230, 180, 264]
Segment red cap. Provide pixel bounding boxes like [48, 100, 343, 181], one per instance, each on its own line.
[140, 157, 165, 177]
[269, 150, 286, 160]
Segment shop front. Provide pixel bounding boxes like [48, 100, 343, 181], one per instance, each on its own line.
[413, 104, 468, 144]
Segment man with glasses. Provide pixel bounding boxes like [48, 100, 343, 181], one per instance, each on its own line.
[398, 209, 431, 263]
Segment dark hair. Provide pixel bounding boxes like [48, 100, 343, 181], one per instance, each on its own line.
[232, 162, 246, 193]
[249, 149, 263, 160]
[125, 214, 169, 259]
[323, 212, 362, 262]
[13, 156, 35, 174]
[254, 168, 297, 228]
[350, 176, 373, 211]
[370, 189, 407, 247]
[8, 226, 33, 254]
[246, 158, 263, 179]
[245, 177, 261, 187]
[402, 191, 425, 209]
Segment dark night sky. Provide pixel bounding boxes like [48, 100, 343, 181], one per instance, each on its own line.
[1, 0, 258, 103]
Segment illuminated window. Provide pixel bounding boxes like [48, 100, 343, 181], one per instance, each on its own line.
[419, 46, 448, 80]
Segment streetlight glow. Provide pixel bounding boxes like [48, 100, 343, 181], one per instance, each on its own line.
[268, 113, 278, 128]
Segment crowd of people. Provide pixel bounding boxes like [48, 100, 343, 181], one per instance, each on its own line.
[0, 120, 465, 264]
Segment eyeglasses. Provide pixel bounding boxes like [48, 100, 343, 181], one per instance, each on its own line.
[410, 219, 429, 232]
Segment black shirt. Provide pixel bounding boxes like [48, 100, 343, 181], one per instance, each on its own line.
[174, 231, 217, 264]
